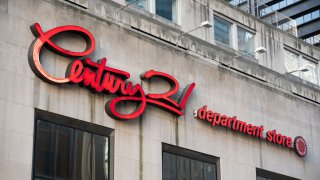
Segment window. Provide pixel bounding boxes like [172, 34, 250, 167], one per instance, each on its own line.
[304, 34, 320, 45]
[256, 168, 300, 180]
[213, 15, 256, 55]
[163, 143, 218, 180]
[284, 49, 300, 76]
[127, 0, 149, 10]
[295, 10, 320, 26]
[33, 110, 113, 180]
[259, 0, 301, 16]
[237, 26, 254, 54]
[126, 0, 178, 23]
[214, 16, 232, 47]
[284, 48, 318, 84]
[156, 0, 177, 22]
[302, 57, 318, 84]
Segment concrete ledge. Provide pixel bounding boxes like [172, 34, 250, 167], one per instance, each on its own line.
[55, 0, 320, 105]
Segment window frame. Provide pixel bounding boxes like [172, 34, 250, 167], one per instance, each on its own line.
[162, 143, 220, 180]
[213, 15, 234, 48]
[256, 168, 301, 180]
[284, 46, 319, 85]
[126, 0, 180, 24]
[213, 13, 256, 56]
[32, 109, 115, 180]
[236, 25, 255, 55]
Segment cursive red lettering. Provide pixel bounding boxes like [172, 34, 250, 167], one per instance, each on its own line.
[28, 23, 95, 84]
[106, 84, 147, 120]
[29, 23, 195, 120]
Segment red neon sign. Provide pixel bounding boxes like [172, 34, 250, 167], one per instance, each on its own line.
[28, 23, 195, 120]
[195, 105, 307, 157]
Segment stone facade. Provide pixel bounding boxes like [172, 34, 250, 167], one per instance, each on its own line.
[0, 0, 319, 179]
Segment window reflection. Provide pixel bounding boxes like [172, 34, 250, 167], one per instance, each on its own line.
[93, 134, 109, 180]
[284, 49, 300, 76]
[74, 130, 92, 180]
[56, 126, 73, 179]
[302, 58, 318, 84]
[163, 152, 217, 180]
[237, 26, 254, 54]
[34, 121, 55, 178]
[163, 152, 177, 180]
[34, 120, 109, 180]
[156, 0, 177, 22]
[284, 49, 318, 84]
[214, 16, 232, 47]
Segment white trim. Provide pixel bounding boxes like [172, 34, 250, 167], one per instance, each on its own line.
[177, 0, 181, 25]
[232, 23, 237, 50]
[150, 0, 155, 14]
[213, 15, 233, 48]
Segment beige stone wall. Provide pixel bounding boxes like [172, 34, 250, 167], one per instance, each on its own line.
[0, 0, 319, 180]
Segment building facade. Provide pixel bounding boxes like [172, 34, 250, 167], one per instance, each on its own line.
[257, 0, 320, 46]
[0, 0, 320, 180]
[227, 0, 320, 46]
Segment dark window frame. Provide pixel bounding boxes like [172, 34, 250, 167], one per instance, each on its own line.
[256, 168, 300, 180]
[162, 143, 220, 180]
[32, 109, 115, 180]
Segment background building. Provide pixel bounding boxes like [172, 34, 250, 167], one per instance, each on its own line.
[227, 0, 320, 47]
[0, 0, 320, 180]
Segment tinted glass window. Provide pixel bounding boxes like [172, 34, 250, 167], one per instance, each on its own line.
[34, 121, 55, 178]
[34, 120, 109, 180]
[214, 16, 232, 47]
[156, 0, 177, 22]
[257, 168, 300, 180]
[163, 152, 217, 180]
[204, 163, 216, 180]
[163, 152, 177, 180]
[74, 130, 92, 180]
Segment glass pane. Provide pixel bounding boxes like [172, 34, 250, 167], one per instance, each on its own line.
[126, 0, 149, 10]
[190, 159, 204, 180]
[55, 125, 74, 180]
[237, 26, 254, 54]
[272, 4, 279, 11]
[204, 163, 216, 180]
[296, 17, 303, 25]
[279, 1, 286, 8]
[302, 58, 318, 84]
[104, 137, 109, 180]
[34, 120, 55, 178]
[74, 130, 92, 180]
[214, 16, 232, 47]
[304, 13, 311, 22]
[265, 7, 272, 15]
[92, 134, 108, 180]
[156, 0, 177, 22]
[177, 156, 190, 180]
[311, 10, 319, 19]
[284, 49, 299, 76]
[287, 0, 294, 5]
[163, 152, 177, 180]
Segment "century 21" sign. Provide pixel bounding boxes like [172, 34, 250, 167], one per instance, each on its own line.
[28, 23, 195, 120]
